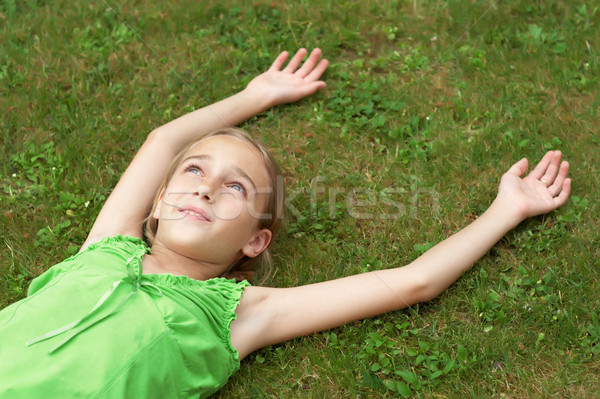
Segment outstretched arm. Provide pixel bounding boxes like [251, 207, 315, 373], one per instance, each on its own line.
[232, 151, 571, 358]
[387, 150, 570, 301]
[149, 48, 329, 154]
[81, 49, 328, 249]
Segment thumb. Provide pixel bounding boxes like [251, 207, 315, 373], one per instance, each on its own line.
[506, 158, 529, 177]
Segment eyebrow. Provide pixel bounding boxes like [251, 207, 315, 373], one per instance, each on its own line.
[181, 154, 257, 191]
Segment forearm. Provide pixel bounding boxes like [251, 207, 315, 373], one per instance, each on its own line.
[150, 87, 273, 155]
[407, 199, 524, 302]
[146, 47, 328, 157]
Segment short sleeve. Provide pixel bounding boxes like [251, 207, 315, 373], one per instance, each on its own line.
[27, 260, 77, 296]
[27, 235, 147, 297]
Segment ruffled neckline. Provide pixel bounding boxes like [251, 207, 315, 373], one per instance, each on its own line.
[86, 235, 244, 287]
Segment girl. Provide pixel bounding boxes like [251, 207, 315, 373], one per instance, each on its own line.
[0, 48, 571, 398]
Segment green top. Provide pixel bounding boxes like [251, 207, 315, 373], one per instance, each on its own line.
[0, 235, 250, 399]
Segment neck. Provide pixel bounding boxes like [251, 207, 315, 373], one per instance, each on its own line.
[143, 240, 234, 280]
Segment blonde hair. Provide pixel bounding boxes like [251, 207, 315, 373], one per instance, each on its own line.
[144, 127, 285, 282]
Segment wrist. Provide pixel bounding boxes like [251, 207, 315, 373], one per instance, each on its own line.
[239, 85, 278, 112]
[486, 197, 527, 231]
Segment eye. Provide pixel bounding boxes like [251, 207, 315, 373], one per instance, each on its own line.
[229, 182, 247, 195]
[184, 163, 203, 176]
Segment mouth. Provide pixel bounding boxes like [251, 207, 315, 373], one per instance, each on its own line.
[178, 206, 212, 222]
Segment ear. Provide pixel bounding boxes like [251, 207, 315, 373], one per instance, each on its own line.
[242, 228, 272, 258]
[152, 188, 166, 219]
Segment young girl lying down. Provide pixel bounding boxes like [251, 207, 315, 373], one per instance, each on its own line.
[0, 48, 571, 398]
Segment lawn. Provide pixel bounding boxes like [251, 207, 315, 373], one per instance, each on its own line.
[1, 0, 599, 397]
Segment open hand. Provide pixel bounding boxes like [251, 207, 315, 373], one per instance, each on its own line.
[246, 48, 329, 108]
[497, 150, 571, 220]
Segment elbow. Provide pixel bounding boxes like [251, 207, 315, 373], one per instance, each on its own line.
[143, 129, 174, 153]
[401, 261, 469, 305]
[408, 272, 442, 305]
[412, 276, 436, 304]
[146, 128, 162, 143]
[379, 265, 453, 310]
[413, 272, 461, 304]
[387, 272, 432, 309]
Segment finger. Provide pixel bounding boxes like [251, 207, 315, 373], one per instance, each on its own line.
[295, 48, 322, 78]
[288, 81, 327, 101]
[506, 157, 529, 177]
[305, 58, 329, 82]
[539, 151, 562, 186]
[528, 150, 554, 180]
[269, 51, 290, 72]
[283, 48, 308, 73]
[548, 161, 569, 197]
[552, 177, 571, 209]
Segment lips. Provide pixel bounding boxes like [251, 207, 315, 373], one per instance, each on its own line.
[178, 205, 212, 222]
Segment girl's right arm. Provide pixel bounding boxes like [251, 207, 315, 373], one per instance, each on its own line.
[81, 48, 328, 250]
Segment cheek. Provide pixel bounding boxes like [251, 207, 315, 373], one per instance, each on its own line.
[152, 190, 165, 219]
[212, 191, 245, 221]
[160, 181, 193, 207]
[153, 203, 161, 219]
[154, 185, 187, 221]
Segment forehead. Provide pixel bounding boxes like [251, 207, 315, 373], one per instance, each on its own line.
[185, 135, 270, 188]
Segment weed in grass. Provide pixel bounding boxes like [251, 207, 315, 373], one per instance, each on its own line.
[357, 319, 477, 397]
[399, 45, 431, 73]
[472, 289, 506, 328]
[325, 74, 405, 139]
[285, 199, 351, 244]
[516, 24, 567, 55]
[8, 141, 63, 186]
[581, 311, 600, 356]
[74, 19, 135, 57]
[0, 59, 25, 89]
[514, 195, 588, 253]
[387, 115, 434, 163]
[458, 44, 487, 70]
[573, 4, 599, 31]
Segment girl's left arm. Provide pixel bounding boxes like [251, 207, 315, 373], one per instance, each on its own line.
[81, 49, 328, 249]
[232, 151, 571, 359]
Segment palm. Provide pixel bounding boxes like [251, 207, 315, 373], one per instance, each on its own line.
[246, 48, 329, 107]
[497, 151, 571, 219]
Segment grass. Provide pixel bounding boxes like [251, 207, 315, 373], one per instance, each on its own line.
[1, 0, 599, 397]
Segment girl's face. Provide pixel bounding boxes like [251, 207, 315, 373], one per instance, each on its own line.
[152, 135, 273, 267]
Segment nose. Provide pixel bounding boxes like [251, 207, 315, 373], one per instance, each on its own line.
[193, 180, 216, 203]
